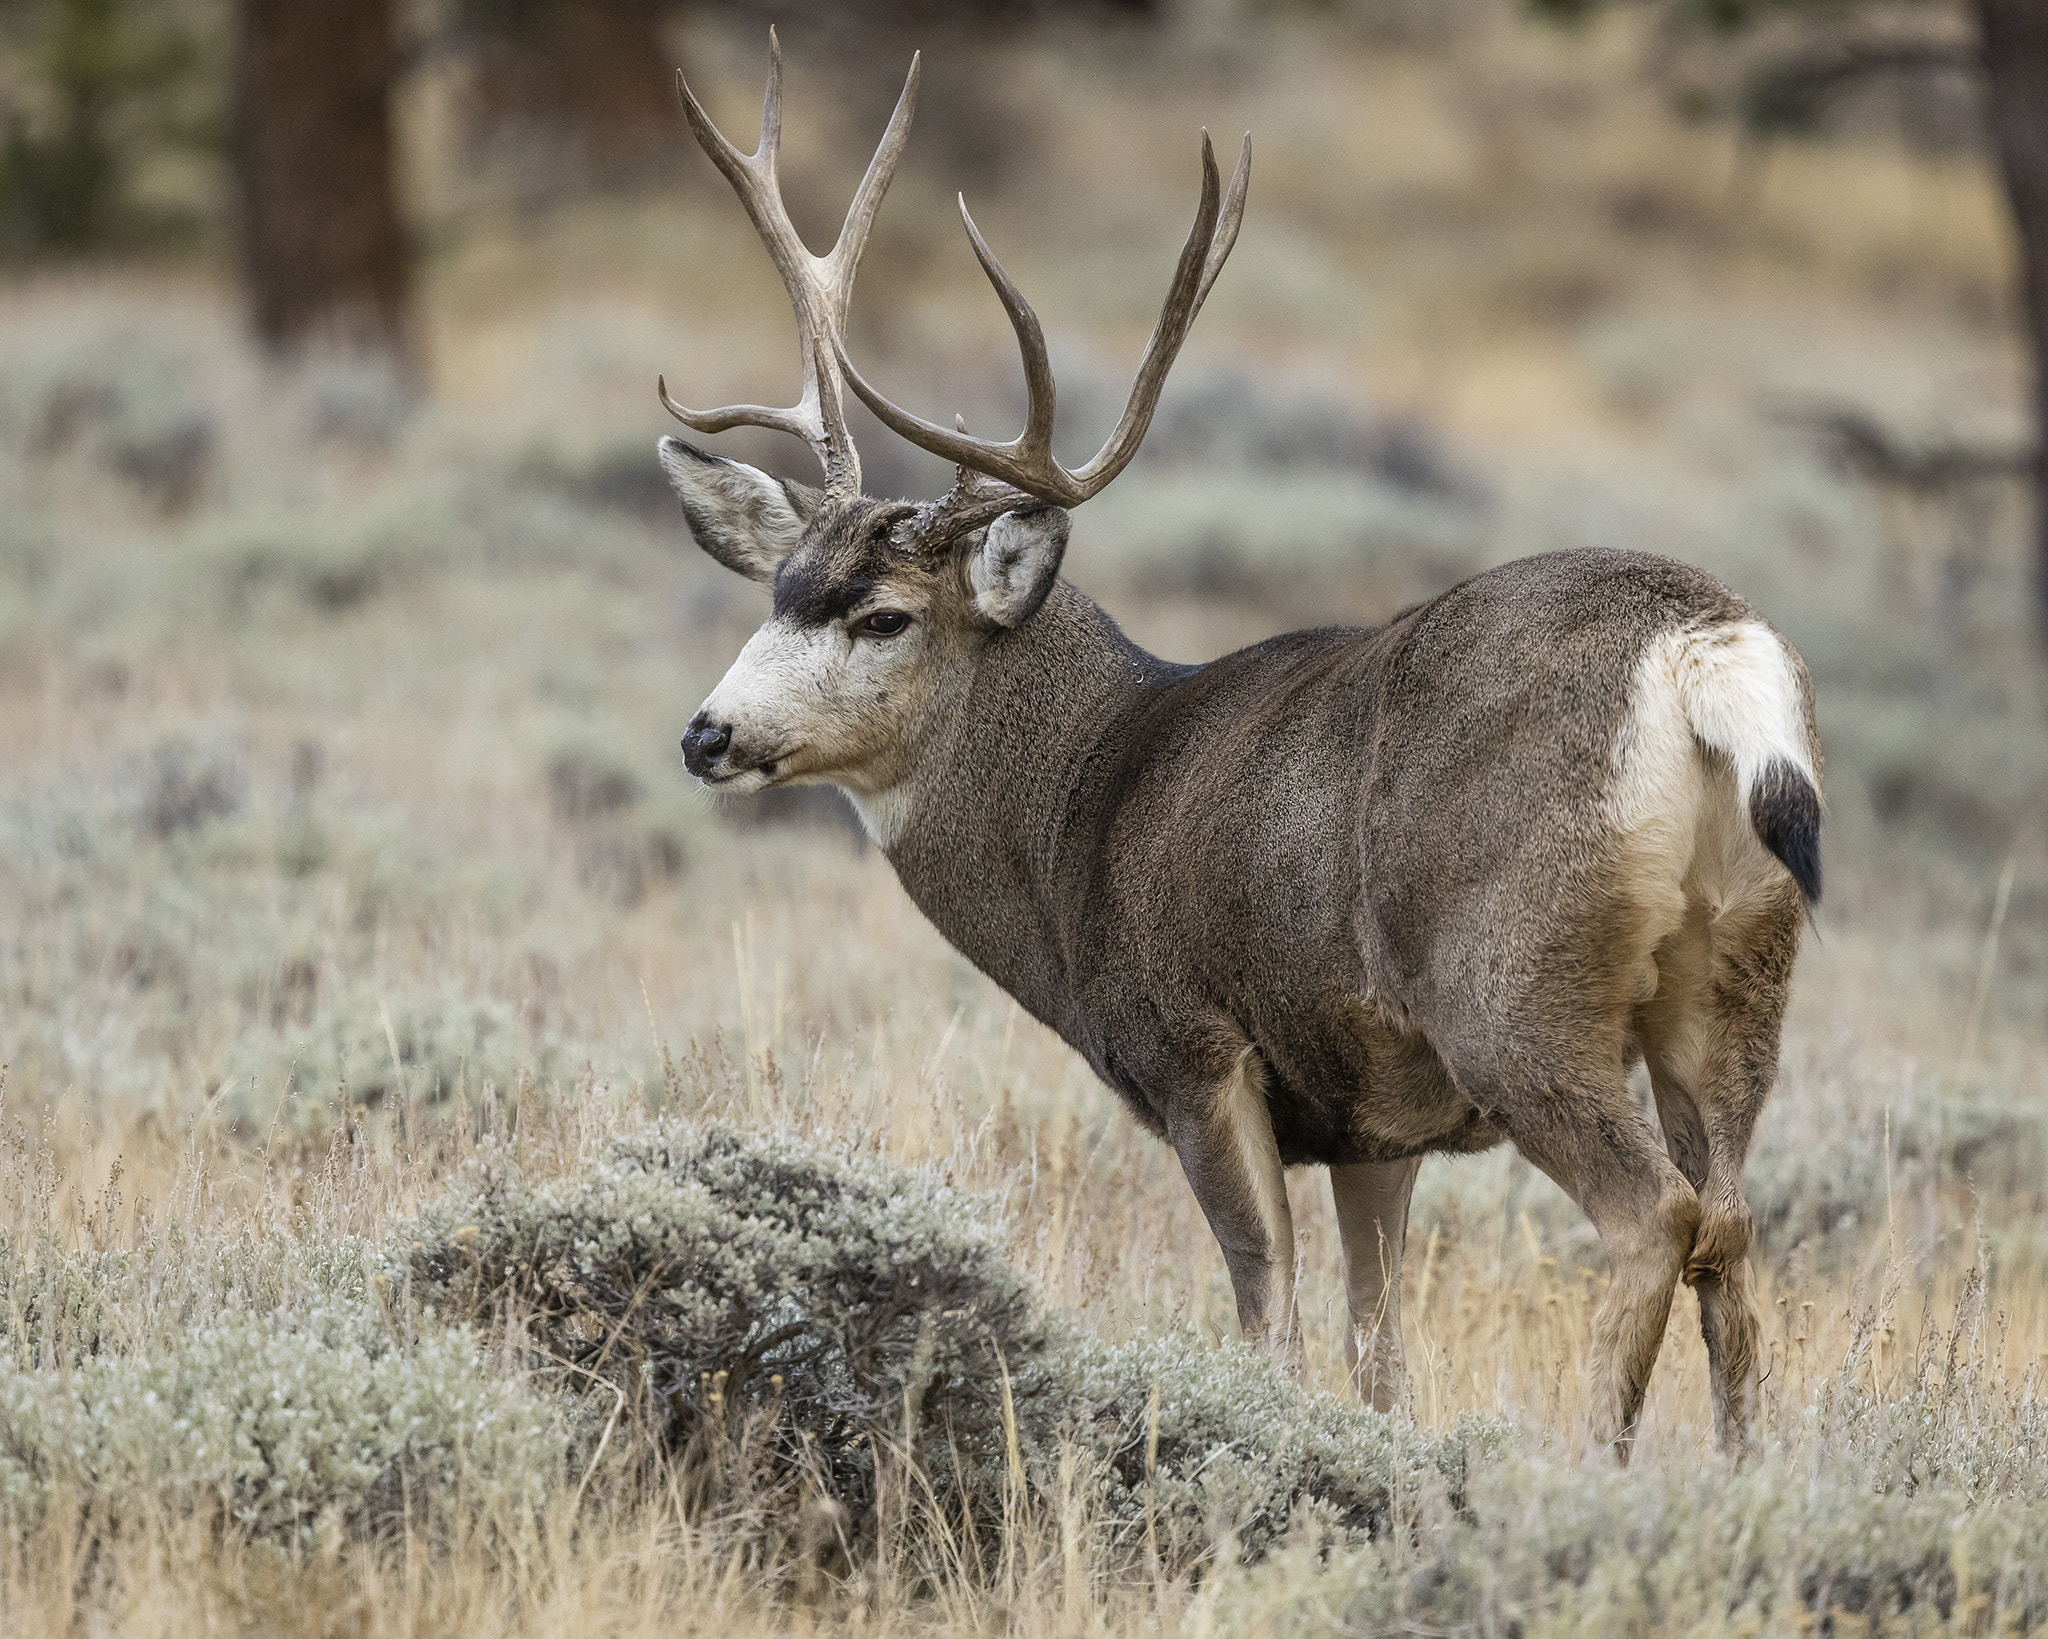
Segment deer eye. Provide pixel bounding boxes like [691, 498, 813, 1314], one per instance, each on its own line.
[858, 610, 910, 638]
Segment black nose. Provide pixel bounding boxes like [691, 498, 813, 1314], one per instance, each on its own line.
[681, 714, 732, 776]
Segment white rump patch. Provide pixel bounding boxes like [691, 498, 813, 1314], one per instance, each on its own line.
[1607, 620, 1816, 940]
[1659, 622, 1816, 800]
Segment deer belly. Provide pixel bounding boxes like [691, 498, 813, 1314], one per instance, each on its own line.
[1260, 1016, 1500, 1168]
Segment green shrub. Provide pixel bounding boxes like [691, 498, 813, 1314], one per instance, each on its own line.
[405, 1124, 1069, 1522]
[0, 0, 210, 255]
[1070, 1330, 1510, 1569]
[0, 1222, 378, 1370]
[405, 1122, 1509, 1573]
[0, 1298, 564, 1541]
[1228, 1442, 2048, 1634]
[213, 984, 564, 1125]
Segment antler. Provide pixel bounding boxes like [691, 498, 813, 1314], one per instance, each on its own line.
[834, 130, 1252, 544]
[658, 29, 918, 496]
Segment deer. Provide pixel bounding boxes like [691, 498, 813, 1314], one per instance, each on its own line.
[657, 35, 1822, 1460]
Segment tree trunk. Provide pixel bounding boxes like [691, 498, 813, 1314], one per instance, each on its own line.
[233, 0, 409, 358]
[1975, 0, 2048, 637]
[462, 1, 678, 190]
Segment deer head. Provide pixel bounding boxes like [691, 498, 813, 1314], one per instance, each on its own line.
[662, 33, 1248, 822]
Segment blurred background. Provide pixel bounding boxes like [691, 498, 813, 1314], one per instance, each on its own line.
[1, 0, 2044, 1358]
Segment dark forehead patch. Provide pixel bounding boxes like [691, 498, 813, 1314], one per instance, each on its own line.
[775, 562, 877, 625]
[771, 500, 912, 625]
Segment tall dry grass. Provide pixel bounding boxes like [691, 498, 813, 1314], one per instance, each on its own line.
[0, 1017, 2044, 1634]
[3, 2, 2046, 1631]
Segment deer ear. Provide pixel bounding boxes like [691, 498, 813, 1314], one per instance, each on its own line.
[658, 437, 821, 584]
[964, 507, 1069, 629]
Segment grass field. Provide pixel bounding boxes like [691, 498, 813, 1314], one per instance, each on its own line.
[2, 4, 2046, 1632]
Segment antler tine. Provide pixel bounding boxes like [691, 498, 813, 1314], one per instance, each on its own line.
[758, 26, 783, 172]
[656, 376, 810, 445]
[830, 197, 1071, 501]
[959, 198, 1059, 464]
[834, 128, 1251, 526]
[1069, 131, 1237, 492]
[830, 53, 920, 276]
[1193, 132, 1252, 318]
[833, 333, 1010, 487]
[675, 66, 754, 198]
[663, 30, 918, 494]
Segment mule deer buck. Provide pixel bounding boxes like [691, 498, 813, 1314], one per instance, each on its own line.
[659, 36, 1821, 1458]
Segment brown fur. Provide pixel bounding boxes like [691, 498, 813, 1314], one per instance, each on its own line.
[657, 43, 1818, 1457]
[673, 472, 1819, 1459]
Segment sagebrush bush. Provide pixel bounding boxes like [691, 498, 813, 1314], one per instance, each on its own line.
[214, 984, 565, 1121]
[1229, 1440, 2048, 1633]
[406, 1123, 1070, 1522]
[183, 487, 456, 616]
[404, 1121, 1510, 1575]
[1744, 1071, 2048, 1265]
[1804, 1275, 2048, 1504]
[0, 1298, 563, 1541]
[1221, 1277, 2048, 1632]
[0, 1216, 378, 1370]
[1069, 1330, 1510, 1568]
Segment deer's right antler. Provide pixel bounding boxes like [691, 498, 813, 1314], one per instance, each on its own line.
[658, 29, 917, 498]
[835, 129, 1251, 546]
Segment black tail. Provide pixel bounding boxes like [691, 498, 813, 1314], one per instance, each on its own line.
[1750, 759, 1822, 906]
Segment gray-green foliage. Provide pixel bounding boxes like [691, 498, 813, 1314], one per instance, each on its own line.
[0, 732, 557, 1118]
[1229, 1438, 2048, 1634]
[1, 1121, 1502, 1574]
[1744, 1069, 2048, 1266]
[6, 1113, 2046, 1617]
[1222, 1271, 2048, 1630]
[185, 489, 456, 616]
[0, 1298, 564, 1541]
[1070, 1330, 1510, 1569]
[404, 1122, 1508, 1573]
[0, 1186, 567, 1545]
[214, 985, 564, 1125]
[1801, 1275, 2048, 1506]
[406, 1123, 1068, 1518]
[0, 1210, 377, 1371]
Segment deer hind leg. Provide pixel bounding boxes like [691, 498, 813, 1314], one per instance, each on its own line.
[1637, 879, 1803, 1458]
[1167, 1048, 1300, 1363]
[1451, 1050, 1699, 1461]
[1330, 1158, 1420, 1412]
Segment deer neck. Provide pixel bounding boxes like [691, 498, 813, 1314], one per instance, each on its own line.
[862, 579, 1186, 1033]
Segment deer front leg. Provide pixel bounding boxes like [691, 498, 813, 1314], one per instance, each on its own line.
[1330, 1158, 1419, 1411]
[1167, 1049, 1299, 1362]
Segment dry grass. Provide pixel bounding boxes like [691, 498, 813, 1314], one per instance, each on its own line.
[0, 1026, 2042, 1634]
[2, 2, 2047, 1632]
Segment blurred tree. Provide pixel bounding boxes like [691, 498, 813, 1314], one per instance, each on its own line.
[0, 0, 206, 253]
[442, 1, 1157, 199]
[1531, 0, 2048, 640]
[1974, 0, 2048, 640]
[233, 0, 409, 358]
[451, 0, 678, 188]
